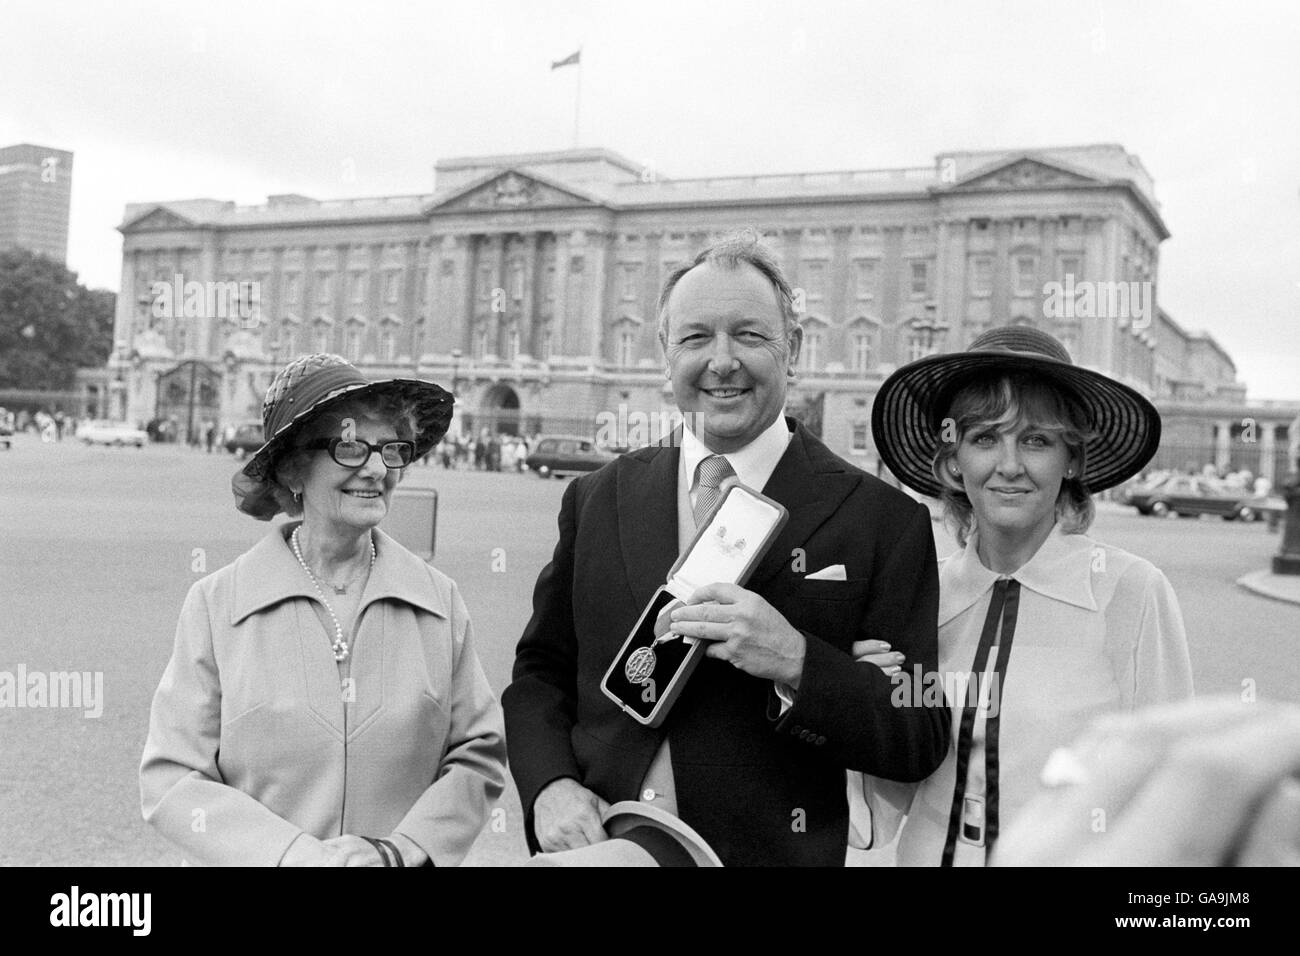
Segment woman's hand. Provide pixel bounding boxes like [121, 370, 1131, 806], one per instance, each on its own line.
[385, 833, 430, 867]
[851, 639, 905, 676]
[319, 835, 386, 867]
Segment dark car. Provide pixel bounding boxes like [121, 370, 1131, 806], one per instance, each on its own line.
[525, 434, 617, 478]
[1125, 474, 1256, 520]
[224, 422, 264, 458]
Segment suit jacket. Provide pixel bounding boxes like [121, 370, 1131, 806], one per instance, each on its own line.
[140, 524, 507, 866]
[503, 419, 949, 866]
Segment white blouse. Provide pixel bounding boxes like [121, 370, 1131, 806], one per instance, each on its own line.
[874, 526, 1194, 866]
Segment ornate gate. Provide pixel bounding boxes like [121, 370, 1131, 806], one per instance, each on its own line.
[154, 360, 222, 444]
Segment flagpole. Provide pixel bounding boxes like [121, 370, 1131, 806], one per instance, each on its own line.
[572, 49, 583, 148]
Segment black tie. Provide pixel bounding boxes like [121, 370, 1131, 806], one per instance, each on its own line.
[941, 577, 1021, 866]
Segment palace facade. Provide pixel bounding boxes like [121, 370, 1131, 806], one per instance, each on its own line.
[104, 144, 1294, 479]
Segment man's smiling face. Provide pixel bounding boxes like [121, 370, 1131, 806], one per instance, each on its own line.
[660, 261, 801, 453]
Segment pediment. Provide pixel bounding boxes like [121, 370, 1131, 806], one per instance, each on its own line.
[951, 157, 1102, 192]
[427, 170, 605, 214]
[121, 206, 198, 232]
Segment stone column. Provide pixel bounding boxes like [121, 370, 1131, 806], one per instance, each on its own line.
[489, 233, 506, 360]
[551, 230, 571, 359]
[519, 231, 539, 360]
[585, 230, 612, 365]
[1261, 422, 1277, 485]
[1215, 419, 1233, 473]
[198, 231, 219, 356]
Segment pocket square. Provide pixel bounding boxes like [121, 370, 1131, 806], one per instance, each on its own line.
[806, 564, 847, 581]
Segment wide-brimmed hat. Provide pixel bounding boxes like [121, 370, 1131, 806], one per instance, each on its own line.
[523, 801, 723, 867]
[232, 353, 453, 520]
[871, 325, 1161, 498]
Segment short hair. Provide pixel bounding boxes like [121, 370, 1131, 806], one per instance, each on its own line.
[268, 392, 420, 516]
[931, 372, 1096, 547]
[657, 229, 800, 344]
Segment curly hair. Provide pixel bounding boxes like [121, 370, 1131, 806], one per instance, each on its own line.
[268, 392, 423, 517]
[931, 372, 1097, 547]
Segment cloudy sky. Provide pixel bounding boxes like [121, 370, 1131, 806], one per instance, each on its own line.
[3, 0, 1296, 398]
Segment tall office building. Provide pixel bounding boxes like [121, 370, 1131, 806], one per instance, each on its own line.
[0, 144, 74, 263]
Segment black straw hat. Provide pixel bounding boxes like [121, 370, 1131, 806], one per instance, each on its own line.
[871, 325, 1161, 498]
[232, 353, 453, 520]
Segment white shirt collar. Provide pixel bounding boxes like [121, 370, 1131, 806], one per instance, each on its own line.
[680, 414, 792, 494]
[938, 526, 1099, 626]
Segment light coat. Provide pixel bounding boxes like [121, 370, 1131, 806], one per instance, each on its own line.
[140, 523, 506, 866]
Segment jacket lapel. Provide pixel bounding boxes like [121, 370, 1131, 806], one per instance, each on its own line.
[747, 422, 860, 588]
[617, 442, 682, 609]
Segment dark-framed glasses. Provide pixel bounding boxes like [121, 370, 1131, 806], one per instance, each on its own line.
[303, 437, 415, 469]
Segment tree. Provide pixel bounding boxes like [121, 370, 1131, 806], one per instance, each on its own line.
[0, 248, 116, 390]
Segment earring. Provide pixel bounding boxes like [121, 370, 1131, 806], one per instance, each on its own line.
[293, 491, 302, 504]
[1066, 469, 1074, 478]
[950, 466, 961, 477]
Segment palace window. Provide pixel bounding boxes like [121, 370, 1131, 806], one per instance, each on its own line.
[284, 273, 300, 304]
[621, 263, 641, 302]
[1058, 255, 1083, 282]
[853, 260, 877, 300]
[379, 327, 396, 363]
[540, 326, 553, 362]
[506, 324, 520, 361]
[803, 261, 827, 302]
[316, 273, 333, 304]
[313, 324, 330, 354]
[350, 273, 366, 304]
[910, 261, 930, 298]
[473, 325, 487, 360]
[384, 271, 400, 303]
[800, 326, 823, 372]
[969, 256, 993, 297]
[1013, 256, 1038, 296]
[850, 332, 871, 373]
[344, 324, 363, 362]
[617, 329, 635, 367]
[851, 423, 869, 453]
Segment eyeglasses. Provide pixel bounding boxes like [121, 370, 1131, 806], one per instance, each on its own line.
[303, 437, 416, 469]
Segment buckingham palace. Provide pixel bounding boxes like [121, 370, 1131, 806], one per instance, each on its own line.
[103, 143, 1293, 476]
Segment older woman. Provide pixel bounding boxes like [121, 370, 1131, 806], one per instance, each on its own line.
[861, 325, 1194, 866]
[141, 353, 506, 866]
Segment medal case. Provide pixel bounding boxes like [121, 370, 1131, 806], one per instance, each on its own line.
[600, 479, 789, 727]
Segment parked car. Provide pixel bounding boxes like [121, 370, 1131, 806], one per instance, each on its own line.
[0, 419, 12, 450]
[224, 421, 264, 458]
[1124, 474, 1256, 520]
[79, 419, 147, 448]
[525, 434, 617, 478]
[1241, 492, 1286, 526]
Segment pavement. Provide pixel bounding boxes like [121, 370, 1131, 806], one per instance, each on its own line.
[1237, 569, 1300, 605]
[3, 433, 1299, 866]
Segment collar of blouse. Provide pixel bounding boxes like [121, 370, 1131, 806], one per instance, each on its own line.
[938, 527, 1099, 627]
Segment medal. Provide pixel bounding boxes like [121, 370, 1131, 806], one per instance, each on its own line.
[624, 646, 657, 684]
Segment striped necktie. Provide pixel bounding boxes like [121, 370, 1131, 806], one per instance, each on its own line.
[693, 455, 735, 527]
[941, 576, 1021, 866]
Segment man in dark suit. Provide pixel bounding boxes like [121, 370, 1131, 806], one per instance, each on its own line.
[503, 233, 949, 866]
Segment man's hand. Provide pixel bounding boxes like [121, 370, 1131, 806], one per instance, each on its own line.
[670, 583, 806, 687]
[385, 832, 430, 867]
[533, 777, 610, 852]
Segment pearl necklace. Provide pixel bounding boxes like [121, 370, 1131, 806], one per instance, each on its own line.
[290, 527, 376, 662]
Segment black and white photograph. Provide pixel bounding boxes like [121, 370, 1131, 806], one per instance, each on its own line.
[1, 0, 1296, 925]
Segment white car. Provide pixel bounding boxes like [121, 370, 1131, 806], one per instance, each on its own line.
[79, 420, 147, 448]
